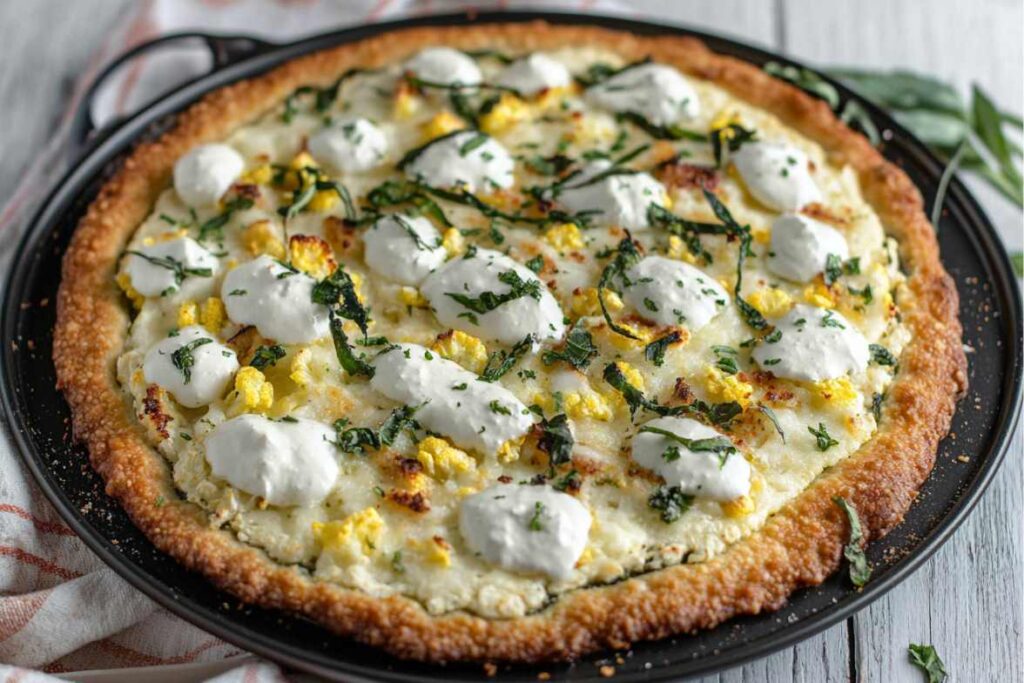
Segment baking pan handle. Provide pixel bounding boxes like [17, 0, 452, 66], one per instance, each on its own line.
[70, 32, 275, 155]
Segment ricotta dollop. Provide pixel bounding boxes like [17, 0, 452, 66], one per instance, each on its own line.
[220, 255, 330, 344]
[554, 161, 666, 230]
[767, 213, 850, 283]
[204, 414, 339, 507]
[403, 47, 482, 87]
[308, 118, 388, 173]
[493, 53, 571, 96]
[630, 416, 751, 502]
[403, 131, 515, 192]
[458, 484, 591, 580]
[751, 303, 870, 381]
[362, 214, 446, 285]
[420, 248, 566, 345]
[370, 344, 534, 456]
[621, 256, 729, 330]
[142, 325, 238, 408]
[125, 237, 219, 298]
[732, 142, 821, 212]
[172, 144, 244, 208]
[586, 62, 700, 125]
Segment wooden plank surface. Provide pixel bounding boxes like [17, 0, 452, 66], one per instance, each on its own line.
[1, 2, 1019, 682]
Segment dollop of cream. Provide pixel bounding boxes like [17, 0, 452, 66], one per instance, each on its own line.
[493, 53, 571, 96]
[172, 144, 244, 208]
[732, 142, 821, 212]
[458, 484, 591, 580]
[420, 248, 566, 345]
[143, 325, 238, 408]
[554, 161, 666, 230]
[362, 214, 446, 285]
[403, 47, 482, 87]
[768, 213, 850, 283]
[204, 414, 339, 507]
[403, 131, 515, 192]
[621, 256, 729, 330]
[308, 118, 388, 173]
[630, 416, 751, 501]
[125, 237, 219, 298]
[586, 62, 700, 125]
[220, 255, 330, 344]
[751, 303, 869, 381]
[370, 344, 534, 456]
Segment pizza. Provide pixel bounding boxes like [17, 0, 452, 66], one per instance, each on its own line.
[53, 22, 966, 663]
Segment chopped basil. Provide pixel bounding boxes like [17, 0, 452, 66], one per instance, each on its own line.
[824, 253, 844, 285]
[444, 269, 541, 315]
[249, 344, 286, 370]
[821, 309, 846, 329]
[872, 392, 885, 422]
[524, 255, 544, 273]
[171, 338, 212, 384]
[125, 251, 213, 287]
[329, 310, 374, 378]
[333, 421, 380, 454]
[198, 197, 254, 243]
[712, 345, 739, 374]
[313, 267, 369, 337]
[808, 422, 839, 451]
[488, 400, 512, 415]
[833, 496, 872, 587]
[617, 111, 708, 142]
[848, 283, 874, 304]
[552, 469, 581, 493]
[908, 643, 947, 683]
[378, 403, 422, 446]
[869, 343, 898, 366]
[757, 404, 786, 442]
[458, 132, 489, 156]
[391, 551, 406, 574]
[528, 501, 545, 531]
[392, 214, 438, 251]
[710, 123, 757, 167]
[648, 485, 694, 523]
[602, 362, 741, 427]
[537, 413, 574, 473]
[644, 330, 682, 367]
[638, 424, 735, 466]
[481, 334, 536, 382]
[597, 237, 644, 340]
[542, 322, 598, 371]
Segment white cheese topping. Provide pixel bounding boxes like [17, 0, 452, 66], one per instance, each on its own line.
[142, 325, 238, 408]
[585, 63, 700, 125]
[420, 248, 566, 345]
[768, 213, 850, 283]
[554, 161, 666, 230]
[220, 255, 330, 344]
[172, 144, 244, 208]
[403, 131, 515, 192]
[493, 53, 571, 96]
[126, 237, 219, 298]
[308, 118, 388, 174]
[630, 416, 750, 502]
[403, 47, 482, 87]
[752, 303, 870, 381]
[362, 214, 446, 285]
[370, 344, 534, 456]
[458, 484, 591, 580]
[731, 142, 821, 212]
[621, 256, 729, 330]
[204, 414, 339, 507]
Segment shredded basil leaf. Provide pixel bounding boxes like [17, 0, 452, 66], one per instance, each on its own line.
[833, 496, 872, 587]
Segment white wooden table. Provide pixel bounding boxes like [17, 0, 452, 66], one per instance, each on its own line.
[1, 1, 1020, 681]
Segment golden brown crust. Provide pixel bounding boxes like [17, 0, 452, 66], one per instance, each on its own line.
[53, 22, 967, 663]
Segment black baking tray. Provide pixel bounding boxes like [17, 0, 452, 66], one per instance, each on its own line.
[1, 10, 1020, 682]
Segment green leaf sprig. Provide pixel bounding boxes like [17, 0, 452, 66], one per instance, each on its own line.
[833, 496, 872, 588]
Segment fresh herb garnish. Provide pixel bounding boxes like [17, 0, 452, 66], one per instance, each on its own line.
[907, 643, 947, 683]
[710, 123, 757, 167]
[481, 334, 536, 382]
[824, 253, 844, 285]
[602, 362, 741, 427]
[869, 343, 898, 367]
[170, 338, 212, 384]
[378, 403, 422, 446]
[542, 322, 598, 371]
[638, 425, 736, 465]
[444, 269, 541, 315]
[328, 310, 374, 378]
[313, 267, 369, 337]
[809, 422, 839, 451]
[644, 330, 682, 367]
[648, 485, 694, 523]
[528, 501, 545, 531]
[833, 496, 872, 587]
[524, 255, 544, 273]
[125, 251, 213, 288]
[596, 236, 644, 340]
[712, 345, 739, 374]
[198, 197, 254, 243]
[249, 344, 286, 370]
[757, 404, 786, 442]
[537, 413, 574, 473]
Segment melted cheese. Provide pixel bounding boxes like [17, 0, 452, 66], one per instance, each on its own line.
[173, 144, 244, 208]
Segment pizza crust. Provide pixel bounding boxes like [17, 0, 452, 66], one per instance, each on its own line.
[53, 22, 966, 662]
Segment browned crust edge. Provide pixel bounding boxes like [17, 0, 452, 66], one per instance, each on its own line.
[52, 22, 967, 663]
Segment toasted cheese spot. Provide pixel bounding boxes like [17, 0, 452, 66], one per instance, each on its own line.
[564, 391, 613, 422]
[307, 189, 340, 213]
[415, 436, 477, 479]
[704, 367, 753, 408]
[422, 110, 465, 140]
[497, 436, 525, 463]
[413, 536, 452, 568]
[441, 227, 465, 257]
[232, 366, 274, 413]
[240, 163, 273, 185]
[289, 234, 336, 280]
[313, 508, 384, 565]
[241, 220, 286, 259]
[544, 223, 584, 252]
[200, 297, 226, 333]
[571, 287, 623, 317]
[289, 347, 313, 387]
[479, 93, 530, 135]
[747, 287, 794, 318]
[432, 329, 488, 374]
[177, 300, 199, 328]
[398, 286, 430, 308]
[393, 83, 422, 120]
[813, 377, 858, 407]
[666, 235, 698, 264]
[615, 361, 646, 392]
[803, 281, 837, 309]
[117, 272, 145, 309]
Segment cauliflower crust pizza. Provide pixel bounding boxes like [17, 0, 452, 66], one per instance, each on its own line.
[54, 23, 967, 663]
